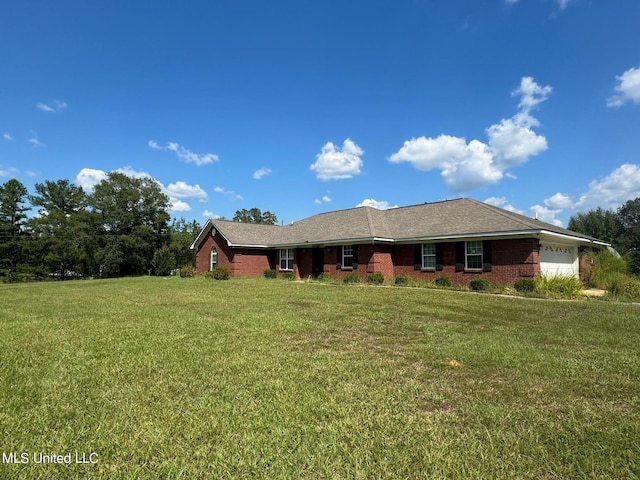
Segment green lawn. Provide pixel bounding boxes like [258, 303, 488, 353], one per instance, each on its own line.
[1, 277, 638, 479]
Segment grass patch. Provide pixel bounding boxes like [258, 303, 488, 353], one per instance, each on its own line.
[1, 277, 639, 478]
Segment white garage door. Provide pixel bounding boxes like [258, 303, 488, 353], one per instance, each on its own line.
[539, 243, 578, 277]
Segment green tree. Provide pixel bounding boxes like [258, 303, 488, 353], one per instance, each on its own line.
[0, 179, 30, 280]
[89, 172, 170, 277]
[27, 179, 90, 279]
[151, 245, 176, 276]
[233, 208, 278, 225]
[30, 179, 87, 215]
[569, 199, 640, 276]
[568, 207, 622, 245]
[617, 198, 640, 275]
[168, 217, 200, 268]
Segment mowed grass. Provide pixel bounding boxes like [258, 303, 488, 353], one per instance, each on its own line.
[1, 277, 639, 479]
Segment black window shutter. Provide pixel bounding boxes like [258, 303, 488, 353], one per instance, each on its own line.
[414, 244, 422, 270]
[352, 245, 359, 270]
[455, 242, 465, 272]
[482, 240, 492, 272]
[436, 243, 444, 271]
[336, 246, 342, 269]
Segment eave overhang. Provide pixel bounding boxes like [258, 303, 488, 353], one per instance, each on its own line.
[395, 229, 610, 247]
[191, 221, 609, 251]
[189, 221, 213, 251]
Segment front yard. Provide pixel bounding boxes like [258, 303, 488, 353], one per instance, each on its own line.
[1, 277, 638, 478]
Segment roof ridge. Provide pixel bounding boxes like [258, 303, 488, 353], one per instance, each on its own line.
[364, 206, 374, 237]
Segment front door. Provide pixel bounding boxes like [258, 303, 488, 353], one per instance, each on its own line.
[312, 248, 325, 277]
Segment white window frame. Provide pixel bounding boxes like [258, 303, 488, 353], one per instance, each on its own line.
[465, 241, 483, 270]
[342, 245, 354, 268]
[279, 248, 294, 271]
[422, 243, 436, 269]
[210, 247, 218, 271]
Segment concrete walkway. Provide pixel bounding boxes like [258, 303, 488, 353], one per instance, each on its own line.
[582, 288, 607, 297]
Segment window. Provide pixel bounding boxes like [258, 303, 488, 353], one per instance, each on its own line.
[210, 247, 218, 271]
[280, 248, 294, 271]
[342, 245, 354, 268]
[337, 245, 359, 270]
[422, 243, 436, 269]
[465, 241, 483, 270]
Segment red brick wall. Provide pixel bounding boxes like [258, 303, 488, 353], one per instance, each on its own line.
[321, 244, 395, 282]
[393, 238, 540, 287]
[197, 235, 544, 285]
[232, 249, 273, 277]
[195, 229, 273, 277]
[195, 230, 235, 274]
[323, 245, 364, 282]
[367, 251, 394, 280]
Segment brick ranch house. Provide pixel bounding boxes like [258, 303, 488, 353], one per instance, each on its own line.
[191, 198, 608, 286]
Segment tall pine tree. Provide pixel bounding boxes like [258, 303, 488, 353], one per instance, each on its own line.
[0, 179, 30, 280]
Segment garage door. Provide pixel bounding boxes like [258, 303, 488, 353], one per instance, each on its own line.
[539, 243, 578, 277]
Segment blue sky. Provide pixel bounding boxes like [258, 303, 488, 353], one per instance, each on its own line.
[1, 0, 639, 227]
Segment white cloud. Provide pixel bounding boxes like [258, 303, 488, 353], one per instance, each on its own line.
[508, 165, 640, 227]
[356, 198, 398, 210]
[487, 116, 548, 168]
[214, 186, 243, 200]
[0, 165, 20, 177]
[526, 192, 573, 227]
[115, 166, 153, 179]
[36, 103, 55, 112]
[36, 100, 67, 113]
[512, 76, 553, 111]
[389, 136, 504, 192]
[607, 66, 640, 108]
[164, 182, 208, 213]
[202, 210, 222, 219]
[314, 195, 332, 205]
[28, 137, 45, 148]
[310, 138, 364, 180]
[530, 204, 564, 227]
[253, 168, 272, 180]
[506, 0, 572, 9]
[389, 77, 550, 193]
[483, 196, 524, 214]
[575, 164, 640, 211]
[544, 192, 573, 209]
[149, 140, 219, 166]
[3, 133, 14, 141]
[169, 200, 191, 212]
[75, 166, 153, 192]
[166, 181, 208, 201]
[76, 168, 108, 192]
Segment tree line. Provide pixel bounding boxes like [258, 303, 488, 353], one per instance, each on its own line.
[5, 170, 635, 281]
[0, 174, 200, 281]
[568, 197, 640, 276]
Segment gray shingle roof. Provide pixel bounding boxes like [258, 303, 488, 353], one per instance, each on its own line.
[196, 198, 605, 249]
